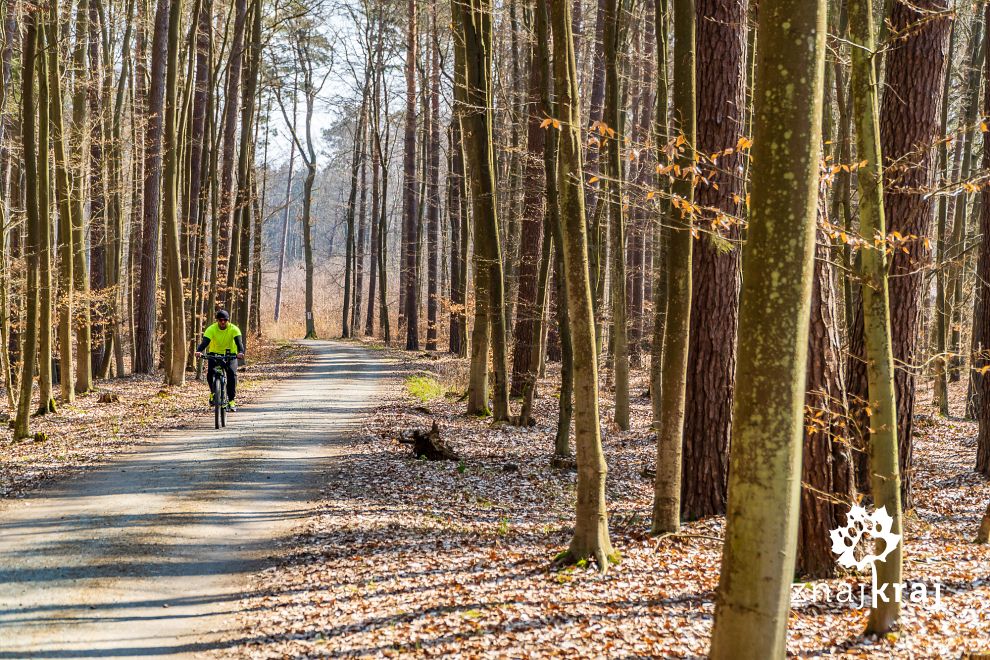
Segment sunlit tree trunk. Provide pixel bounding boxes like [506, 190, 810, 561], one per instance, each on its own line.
[708, 0, 826, 653]
[14, 12, 40, 440]
[549, 0, 614, 569]
[70, 0, 92, 391]
[848, 0, 904, 633]
[44, 4, 73, 403]
[651, 0, 695, 536]
[457, 0, 510, 421]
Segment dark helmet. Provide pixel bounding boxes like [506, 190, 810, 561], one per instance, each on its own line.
[216, 310, 230, 321]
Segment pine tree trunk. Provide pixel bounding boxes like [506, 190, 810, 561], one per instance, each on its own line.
[797, 196, 854, 578]
[680, 0, 748, 521]
[708, 0, 826, 653]
[877, 0, 951, 509]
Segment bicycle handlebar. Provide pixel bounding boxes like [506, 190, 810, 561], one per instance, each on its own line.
[201, 352, 239, 361]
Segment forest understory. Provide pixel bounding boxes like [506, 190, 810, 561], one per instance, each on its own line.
[0, 338, 311, 498]
[211, 344, 990, 659]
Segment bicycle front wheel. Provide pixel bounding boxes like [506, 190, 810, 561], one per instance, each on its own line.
[214, 379, 224, 430]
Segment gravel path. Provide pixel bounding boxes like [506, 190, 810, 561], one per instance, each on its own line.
[0, 341, 387, 659]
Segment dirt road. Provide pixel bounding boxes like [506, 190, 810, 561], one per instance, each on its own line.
[0, 341, 386, 659]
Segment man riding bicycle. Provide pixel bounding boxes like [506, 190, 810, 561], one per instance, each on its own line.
[194, 310, 245, 411]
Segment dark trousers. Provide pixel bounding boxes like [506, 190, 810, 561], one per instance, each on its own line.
[206, 358, 238, 401]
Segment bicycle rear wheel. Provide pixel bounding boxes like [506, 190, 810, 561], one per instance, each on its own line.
[214, 378, 224, 429]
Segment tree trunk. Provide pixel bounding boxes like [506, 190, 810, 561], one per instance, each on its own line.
[651, 0, 695, 536]
[973, 3, 990, 478]
[217, 0, 247, 304]
[797, 197, 854, 578]
[457, 0, 510, 421]
[14, 12, 39, 439]
[603, 0, 629, 430]
[548, 0, 615, 571]
[425, 18, 441, 351]
[848, 0, 905, 633]
[680, 0, 748, 521]
[160, 0, 185, 386]
[933, 20, 958, 416]
[44, 5, 73, 403]
[509, 0, 549, 398]
[36, 11, 53, 414]
[402, 0, 419, 350]
[877, 0, 951, 509]
[708, 0, 826, 653]
[134, 0, 168, 373]
[70, 0, 92, 391]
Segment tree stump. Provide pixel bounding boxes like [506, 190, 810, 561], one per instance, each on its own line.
[398, 421, 458, 461]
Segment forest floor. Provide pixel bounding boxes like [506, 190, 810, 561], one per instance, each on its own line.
[214, 343, 990, 659]
[0, 337, 311, 498]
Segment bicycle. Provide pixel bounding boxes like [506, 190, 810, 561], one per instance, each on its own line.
[202, 351, 237, 429]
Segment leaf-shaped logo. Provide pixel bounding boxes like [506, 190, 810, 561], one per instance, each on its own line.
[829, 504, 901, 572]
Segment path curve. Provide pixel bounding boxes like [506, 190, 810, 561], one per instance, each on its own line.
[0, 340, 387, 659]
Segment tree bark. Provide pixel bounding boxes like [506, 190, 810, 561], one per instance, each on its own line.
[402, 0, 419, 350]
[457, 0, 510, 421]
[14, 12, 39, 439]
[797, 196, 854, 579]
[680, 0, 748, 521]
[877, 0, 951, 509]
[708, 0, 826, 652]
[848, 0, 905, 632]
[134, 0, 169, 373]
[651, 0, 695, 536]
[548, 0, 615, 571]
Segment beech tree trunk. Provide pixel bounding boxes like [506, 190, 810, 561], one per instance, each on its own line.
[457, 0, 510, 421]
[848, 0, 905, 632]
[549, 0, 615, 571]
[708, 0, 826, 652]
[651, 0, 695, 536]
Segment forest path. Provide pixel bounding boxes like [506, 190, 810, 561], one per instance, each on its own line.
[0, 340, 388, 659]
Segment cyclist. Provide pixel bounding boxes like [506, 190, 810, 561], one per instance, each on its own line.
[194, 310, 245, 411]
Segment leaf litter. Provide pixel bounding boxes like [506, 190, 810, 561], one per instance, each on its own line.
[182, 345, 990, 657]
